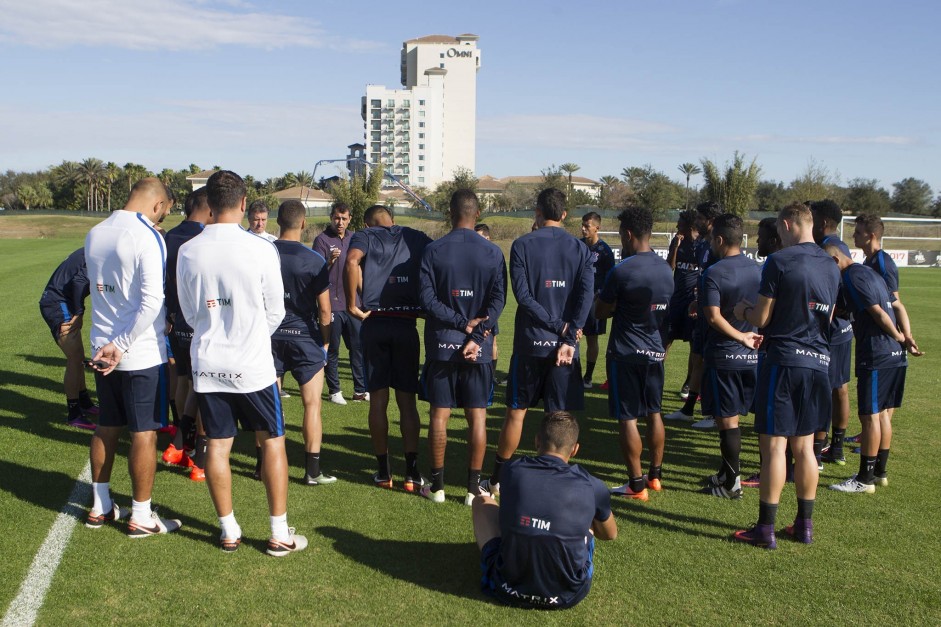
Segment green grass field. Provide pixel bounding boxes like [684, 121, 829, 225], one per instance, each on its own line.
[1, 230, 940, 625]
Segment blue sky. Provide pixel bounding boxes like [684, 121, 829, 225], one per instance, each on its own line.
[0, 0, 937, 193]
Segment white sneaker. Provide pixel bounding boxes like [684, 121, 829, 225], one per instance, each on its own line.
[329, 391, 347, 406]
[420, 485, 445, 503]
[664, 410, 695, 421]
[127, 511, 182, 538]
[479, 478, 500, 497]
[829, 475, 876, 494]
[464, 484, 492, 506]
[691, 417, 716, 429]
[279, 390, 290, 399]
[266, 528, 308, 557]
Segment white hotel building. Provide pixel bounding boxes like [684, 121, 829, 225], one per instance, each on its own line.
[362, 34, 481, 190]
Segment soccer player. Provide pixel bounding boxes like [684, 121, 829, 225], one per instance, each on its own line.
[732, 202, 840, 548]
[39, 247, 98, 429]
[665, 201, 723, 424]
[665, 209, 700, 398]
[84, 177, 180, 536]
[161, 187, 210, 480]
[345, 204, 432, 490]
[246, 200, 277, 242]
[595, 206, 673, 500]
[313, 202, 367, 405]
[474, 223, 503, 382]
[177, 170, 306, 556]
[418, 190, 506, 504]
[810, 200, 854, 467]
[482, 188, 593, 495]
[697, 215, 762, 499]
[580, 211, 616, 389]
[472, 411, 617, 610]
[273, 200, 336, 485]
[825, 246, 909, 494]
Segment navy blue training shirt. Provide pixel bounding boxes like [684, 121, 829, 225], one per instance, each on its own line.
[820, 234, 853, 346]
[350, 225, 431, 316]
[864, 250, 900, 296]
[510, 227, 593, 357]
[700, 253, 761, 369]
[39, 247, 89, 317]
[758, 242, 840, 372]
[669, 235, 701, 299]
[495, 455, 612, 609]
[273, 240, 329, 339]
[840, 263, 906, 371]
[419, 228, 506, 363]
[583, 238, 615, 292]
[598, 251, 674, 364]
[165, 220, 204, 327]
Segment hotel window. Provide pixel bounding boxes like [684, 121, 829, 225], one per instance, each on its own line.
[418, 133, 425, 139]
[370, 99, 381, 107]
[418, 155, 424, 161]
[370, 131, 380, 141]
[418, 144, 424, 149]
[403, 99, 410, 107]
[371, 121, 380, 130]
[418, 177, 424, 183]
[439, 63, 444, 69]
[419, 122, 425, 128]
[418, 166, 424, 172]
[419, 111, 425, 117]
[419, 99, 425, 105]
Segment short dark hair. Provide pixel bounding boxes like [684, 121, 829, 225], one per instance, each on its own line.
[538, 411, 579, 453]
[247, 199, 270, 219]
[473, 223, 491, 237]
[331, 202, 351, 216]
[758, 217, 778, 236]
[696, 201, 723, 221]
[536, 188, 566, 221]
[711, 213, 744, 247]
[164, 184, 176, 206]
[855, 213, 884, 238]
[779, 201, 812, 226]
[810, 199, 842, 225]
[449, 188, 479, 220]
[206, 170, 246, 214]
[363, 204, 391, 225]
[617, 206, 653, 238]
[183, 187, 208, 217]
[582, 211, 601, 226]
[277, 200, 306, 229]
[678, 208, 698, 228]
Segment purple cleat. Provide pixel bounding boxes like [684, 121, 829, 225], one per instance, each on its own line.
[782, 518, 813, 544]
[733, 524, 777, 550]
[67, 415, 97, 431]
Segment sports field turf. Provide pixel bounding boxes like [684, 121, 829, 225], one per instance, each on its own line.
[1, 229, 940, 625]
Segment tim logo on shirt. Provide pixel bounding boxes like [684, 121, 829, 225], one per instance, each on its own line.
[650, 303, 667, 311]
[545, 280, 566, 288]
[451, 289, 473, 297]
[388, 276, 409, 284]
[96, 283, 115, 293]
[808, 301, 831, 314]
[519, 515, 551, 531]
[206, 297, 232, 308]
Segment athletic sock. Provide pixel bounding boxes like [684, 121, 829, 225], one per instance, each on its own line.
[173, 414, 194, 449]
[758, 501, 778, 526]
[168, 399, 179, 427]
[183, 415, 197, 450]
[405, 452, 419, 479]
[270, 513, 290, 542]
[797, 498, 815, 520]
[491, 455, 508, 484]
[193, 436, 208, 469]
[78, 389, 94, 410]
[467, 468, 482, 495]
[681, 395, 697, 416]
[874, 449, 890, 476]
[376, 453, 390, 478]
[584, 361, 596, 381]
[131, 498, 152, 524]
[91, 482, 112, 514]
[647, 465, 662, 480]
[219, 511, 241, 539]
[628, 475, 645, 494]
[813, 435, 827, 464]
[66, 399, 82, 419]
[719, 427, 742, 489]
[305, 452, 321, 478]
[831, 428, 846, 456]
[858, 455, 876, 484]
[430, 467, 444, 491]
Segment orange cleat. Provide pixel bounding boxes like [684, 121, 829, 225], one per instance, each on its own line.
[611, 484, 649, 501]
[190, 465, 205, 482]
[162, 444, 184, 465]
[645, 477, 663, 492]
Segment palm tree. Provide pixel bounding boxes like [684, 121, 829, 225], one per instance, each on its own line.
[678, 162, 702, 210]
[104, 162, 120, 212]
[279, 173, 299, 190]
[294, 171, 313, 189]
[77, 158, 106, 211]
[124, 162, 149, 192]
[599, 175, 620, 209]
[16, 185, 39, 211]
[560, 163, 581, 192]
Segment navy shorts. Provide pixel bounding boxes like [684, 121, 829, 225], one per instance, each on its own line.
[169, 327, 193, 379]
[701, 366, 756, 418]
[691, 323, 704, 355]
[607, 360, 664, 420]
[95, 364, 168, 432]
[856, 366, 906, 416]
[754, 364, 830, 436]
[421, 361, 493, 408]
[361, 317, 420, 393]
[583, 312, 607, 337]
[272, 335, 326, 386]
[505, 353, 584, 412]
[40, 301, 72, 340]
[198, 384, 285, 439]
[667, 297, 695, 342]
[828, 340, 852, 389]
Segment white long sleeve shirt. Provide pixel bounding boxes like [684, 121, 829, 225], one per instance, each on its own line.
[85, 210, 168, 371]
[177, 223, 285, 393]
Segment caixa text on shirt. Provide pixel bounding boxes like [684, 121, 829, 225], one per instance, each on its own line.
[794, 349, 830, 364]
[193, 371, 243, 379]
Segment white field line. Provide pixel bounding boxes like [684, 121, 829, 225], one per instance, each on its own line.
[2, 462, 91, 627]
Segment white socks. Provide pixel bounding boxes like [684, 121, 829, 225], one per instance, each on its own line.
[270, 513, 290, 542]
[91, 482, 112, 514]
[219, 512, 242, 540]
[131, 498, 152, 524]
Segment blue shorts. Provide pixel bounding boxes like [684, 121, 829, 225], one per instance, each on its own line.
[828, 340, 852, 389]
[40, 301, 72, 340]
[754, 364, 830, 436]
[361, 317, 420, 393]
[583, 312, 607, 337]
[95, 364, 168, 432]
[691, 323, 704, 355]
[272, 335, 326, 386]
[607, 360, 664, 420]
[701, 366, 756, 419]
[421, 361, 493, 408]
[505, 353, 584, 412]
[667, 296, 695, 342]
[198, 384, 285, 439]
[169, 326, 193, 379]
[856, 366, 906, 416]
